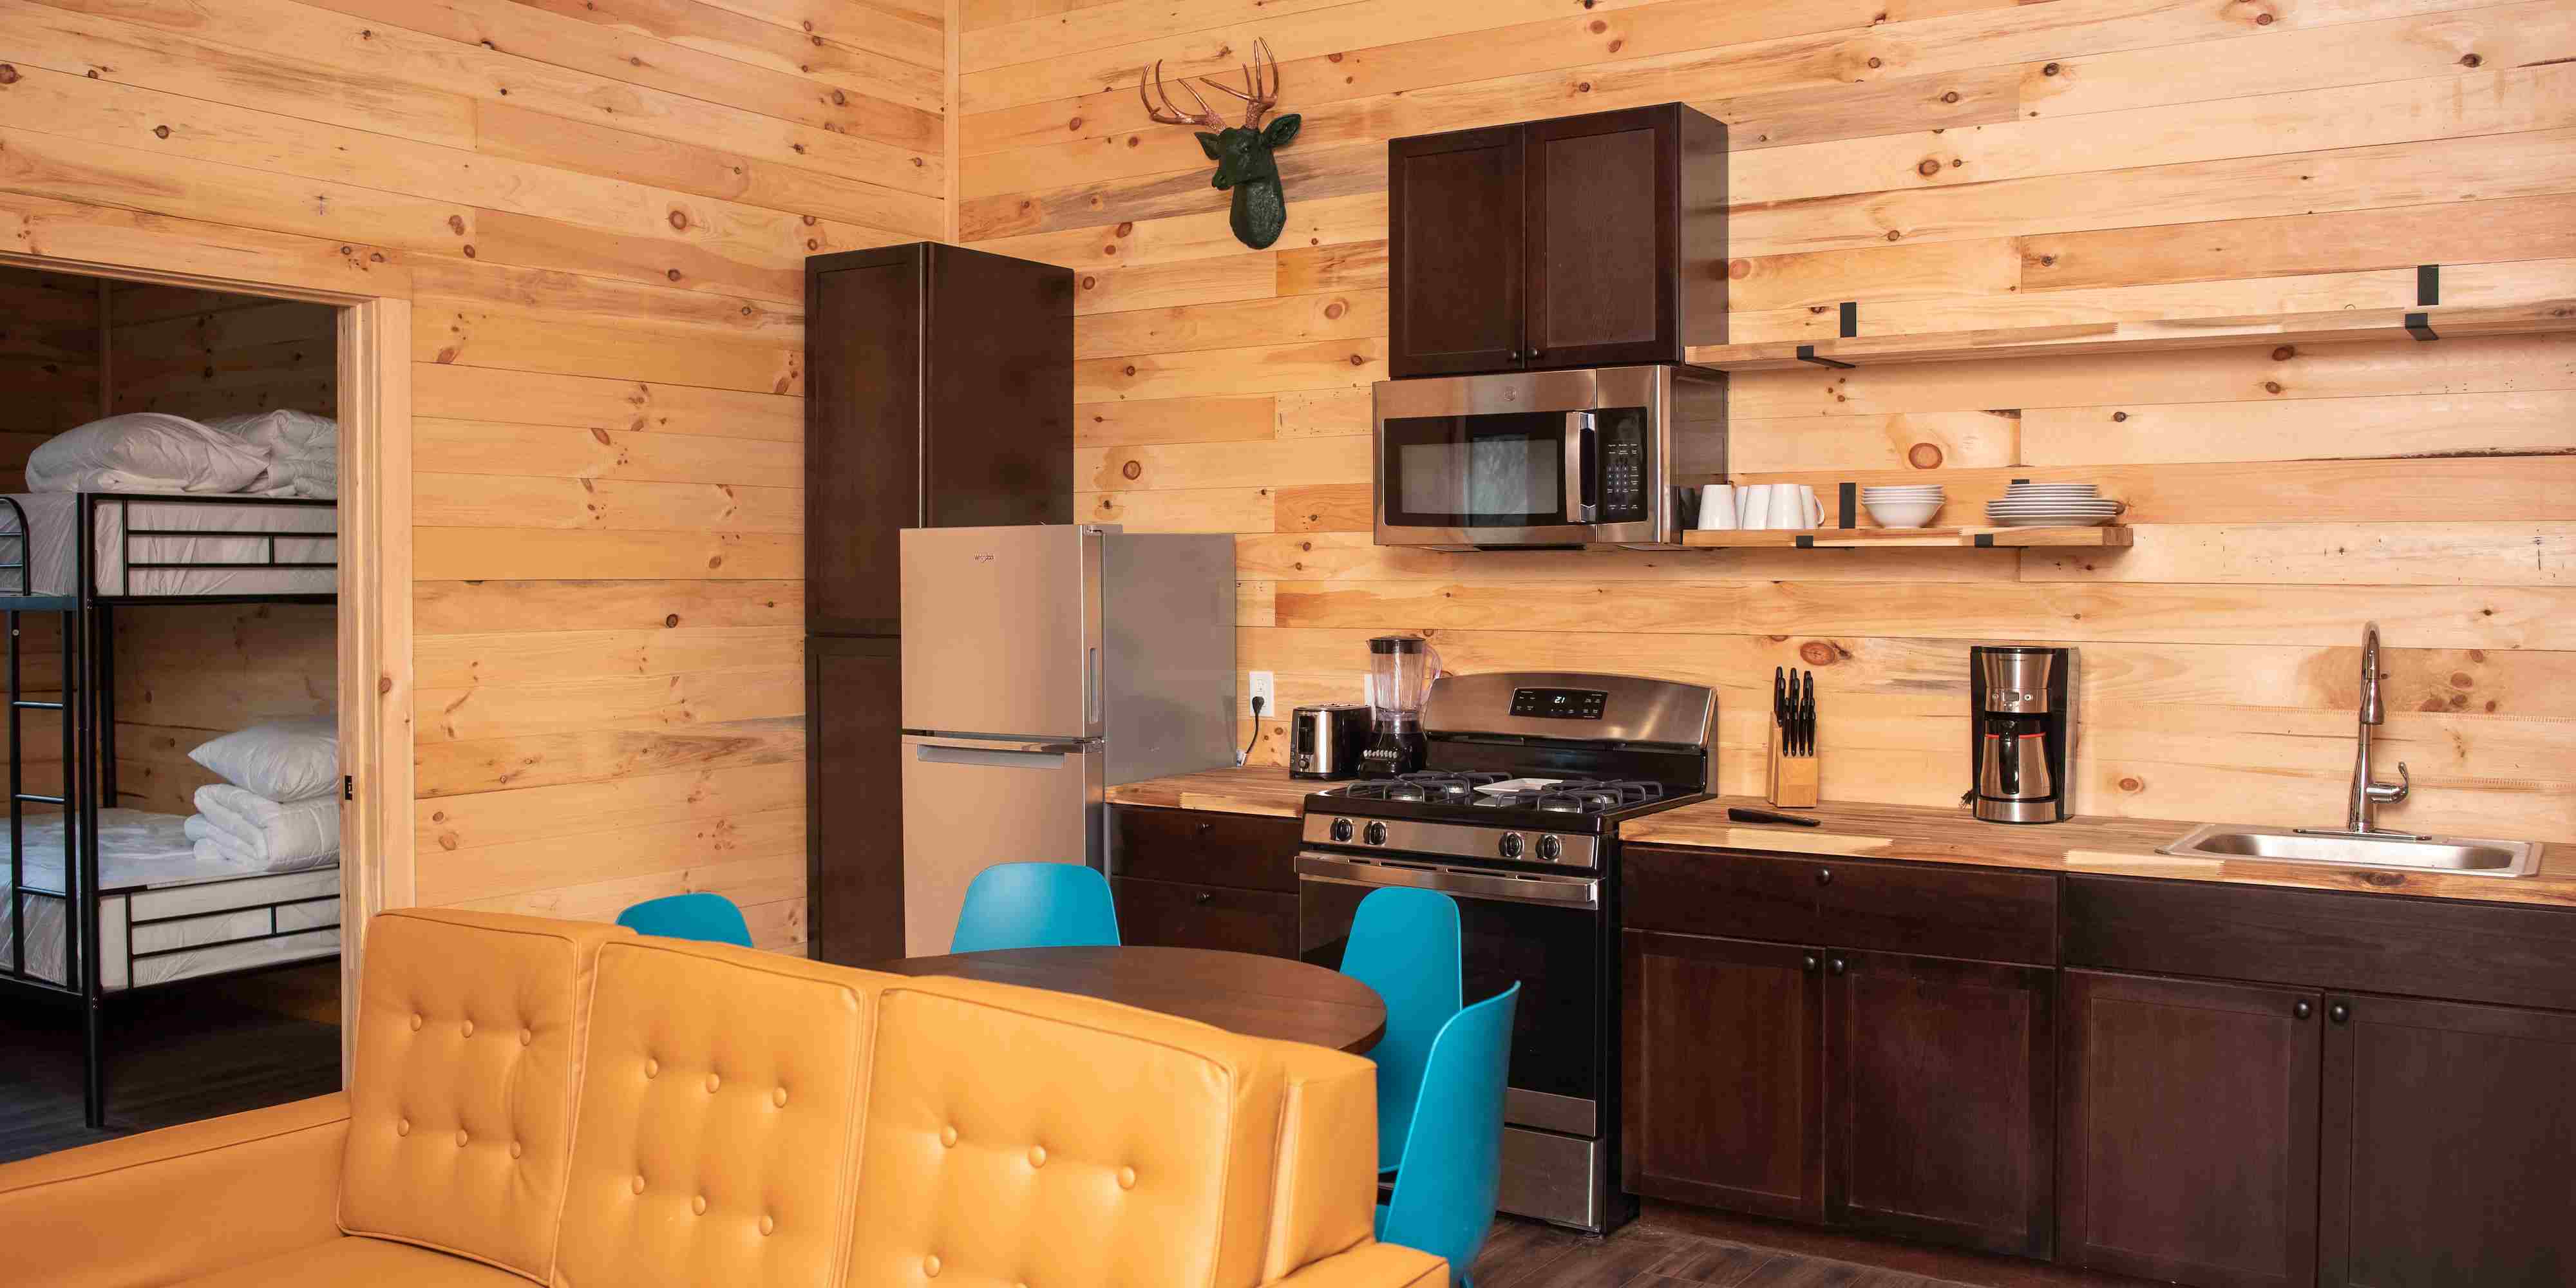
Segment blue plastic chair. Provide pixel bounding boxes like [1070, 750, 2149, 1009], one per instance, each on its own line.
[1337, 887, 1463, 1173]
[1376, 983, 1521, 1288]
[950, 862, 1121, 954]
[614, 892, 753, 948]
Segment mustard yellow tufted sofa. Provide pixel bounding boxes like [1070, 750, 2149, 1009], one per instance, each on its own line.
[0, 908, 1448, 1288]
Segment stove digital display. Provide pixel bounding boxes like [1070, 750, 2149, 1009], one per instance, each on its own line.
[1510, 687, 1609, 720]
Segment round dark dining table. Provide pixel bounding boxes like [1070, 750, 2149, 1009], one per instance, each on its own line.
[862, 945, 1387, 1054]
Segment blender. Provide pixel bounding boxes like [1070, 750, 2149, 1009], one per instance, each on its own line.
[1358, 636, 1441, 779]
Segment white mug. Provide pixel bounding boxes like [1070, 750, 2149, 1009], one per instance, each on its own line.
[1696, 484, 1738, 530]
[1786, 484, 1824, 529]
[1748, 484, 1823, 530]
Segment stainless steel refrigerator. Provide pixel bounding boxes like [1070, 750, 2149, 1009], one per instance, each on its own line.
[898, 525, 1235, 954]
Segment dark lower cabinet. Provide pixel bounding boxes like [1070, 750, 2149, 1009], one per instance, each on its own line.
[1826, 951, 2054, 1258]
[1623, 930, 1824, 1222]
[2321, 992, 2576, 1287]
[1105, 804, 1300, 960]
[1110, 876, 1297, 959]
[807, 636, 903, 963]
[2058, 969, 2320, 1288]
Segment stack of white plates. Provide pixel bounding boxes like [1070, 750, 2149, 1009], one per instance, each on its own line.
[1861, 484, 1944, 529]
[1985, 482, 2126, 527]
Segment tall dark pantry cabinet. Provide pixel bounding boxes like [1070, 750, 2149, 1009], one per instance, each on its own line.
[804, 243, 1073, 964]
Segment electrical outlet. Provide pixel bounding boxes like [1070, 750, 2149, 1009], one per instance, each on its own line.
[1247, 670, 1275, 715]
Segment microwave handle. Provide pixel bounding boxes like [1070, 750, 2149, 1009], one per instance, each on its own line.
[1562, 410, 1598, 524]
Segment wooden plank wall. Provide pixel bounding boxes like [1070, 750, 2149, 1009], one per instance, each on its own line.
[106, 283, 337, 422]
[0, 265, 99, 488]
[959, 0, 2576, 845]
[2, 0, 951, 949]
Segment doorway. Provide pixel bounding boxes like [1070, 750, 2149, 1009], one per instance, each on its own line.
[0, 256, 409, 1159]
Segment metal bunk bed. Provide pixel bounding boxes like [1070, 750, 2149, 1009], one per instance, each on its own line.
[0, 491, 339, 1128]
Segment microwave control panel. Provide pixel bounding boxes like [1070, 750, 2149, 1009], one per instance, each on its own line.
[1598, 410, 1648, 522]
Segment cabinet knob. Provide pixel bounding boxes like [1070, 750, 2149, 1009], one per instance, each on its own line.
[2329, 1001, 2351, 1024]
[1193, 891, 1214, 906]
[1803, 954, 1819, 972]
[1197, 820, 1214, 833]
[1828, 957, 1846, 975]
[2294, 1000, 2313, 1019]
[1815, 868, 1833, 886]
[1528, 348, 1544, 361]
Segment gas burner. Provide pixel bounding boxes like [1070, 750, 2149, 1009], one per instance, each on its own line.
[1339, 771, 1508, 804]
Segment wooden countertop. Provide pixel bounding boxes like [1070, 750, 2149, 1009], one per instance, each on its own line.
[1107, 766, 1313, 817]
[1628, 796, 2576, 910]
[1107, 768, 2575, 909]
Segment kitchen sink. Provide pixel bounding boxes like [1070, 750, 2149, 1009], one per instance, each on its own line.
[2159, 824, 2543, 877]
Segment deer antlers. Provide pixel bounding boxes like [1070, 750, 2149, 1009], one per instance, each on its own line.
[1140, 37, 1278, 131]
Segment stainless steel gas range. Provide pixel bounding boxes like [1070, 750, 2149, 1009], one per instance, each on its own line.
[1293, 670, 1716, 1235]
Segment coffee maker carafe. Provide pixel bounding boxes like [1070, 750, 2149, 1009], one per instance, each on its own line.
[1359, 636, 1441, 779]
[1969, 645, 2076, 824]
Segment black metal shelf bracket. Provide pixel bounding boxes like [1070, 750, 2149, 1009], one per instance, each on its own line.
[1796, 344, 1855, 369]
[2406, 311, 2439, 342]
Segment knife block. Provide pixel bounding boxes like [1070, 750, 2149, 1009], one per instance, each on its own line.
[1766, 721, 1819, 809]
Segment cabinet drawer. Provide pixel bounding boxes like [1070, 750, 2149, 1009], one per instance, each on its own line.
[1110, 805, 1301, 894]
[1814, 861, 2057, 965]
[1112, 876, 1298, 960]
[1623, 845, 1819, 942]
[1623, 846, 2058, 965]
[2066, 875, 2576, 1013]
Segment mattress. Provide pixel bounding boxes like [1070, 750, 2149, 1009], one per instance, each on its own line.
[0, 809, 339, 990]
[0, 493, 337, 598]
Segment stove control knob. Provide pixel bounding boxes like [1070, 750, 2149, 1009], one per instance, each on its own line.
[1363, 821, 1388, 847]
[1329, 817, 1354, 844]
[1537, 835, 1563, 862]
[1497, 833, 1524, 860]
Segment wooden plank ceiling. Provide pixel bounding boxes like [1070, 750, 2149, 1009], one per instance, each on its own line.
[1, 0, 949, 949]
[960, 0, 2576, 846]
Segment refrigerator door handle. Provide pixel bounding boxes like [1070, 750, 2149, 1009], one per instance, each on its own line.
[1085, 646, 1100, 726]
[904, 735, 1088, 766]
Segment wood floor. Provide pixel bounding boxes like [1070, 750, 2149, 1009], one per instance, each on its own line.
[1470, 1209, 2158, 1288]
[0, 963, 341, 1164]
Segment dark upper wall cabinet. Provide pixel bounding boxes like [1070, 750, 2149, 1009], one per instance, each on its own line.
[804, 243, 1073, 638]
[1387, 104, 1725, 379]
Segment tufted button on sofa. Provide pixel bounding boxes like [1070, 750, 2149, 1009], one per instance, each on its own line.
[0, 908, 1447, 1288]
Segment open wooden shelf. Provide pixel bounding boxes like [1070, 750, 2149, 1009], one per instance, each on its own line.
[1680, 526, 2134, 549]
[1684, 299, 2576, 372]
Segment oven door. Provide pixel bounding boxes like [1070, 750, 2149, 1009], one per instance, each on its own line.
[1294, 853, 1605, 1135]
[1374, 367, 1668, 549]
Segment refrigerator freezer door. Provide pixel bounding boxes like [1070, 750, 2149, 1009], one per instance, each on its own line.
[898, 734, 1103, 955]
[900, 526, 1101, 741]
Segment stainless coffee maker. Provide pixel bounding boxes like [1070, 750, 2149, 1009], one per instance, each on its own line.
[1969, 645, 2076, 824]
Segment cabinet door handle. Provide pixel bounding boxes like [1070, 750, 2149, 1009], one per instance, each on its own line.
[2294, 1000, 2313, 1019]
[1803, 954, 1819, 972]
[1815, 868, 1833, 886]
[2329, 1001, 2351, 1024]
[1828, 957, 1846, 975]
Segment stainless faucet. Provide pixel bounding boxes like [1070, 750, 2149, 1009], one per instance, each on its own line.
[2302, 622, 2415, 838]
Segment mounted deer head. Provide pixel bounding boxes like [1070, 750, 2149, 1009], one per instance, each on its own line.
[1140, 39, 1300, 250]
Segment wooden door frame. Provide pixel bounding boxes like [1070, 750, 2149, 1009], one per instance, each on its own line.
[0, 248, 413, 1079]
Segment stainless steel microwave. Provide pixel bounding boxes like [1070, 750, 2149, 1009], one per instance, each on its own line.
[1372, 365, 1727, 550]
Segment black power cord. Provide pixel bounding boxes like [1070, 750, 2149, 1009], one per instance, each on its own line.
[1240, 695, 1265, 765]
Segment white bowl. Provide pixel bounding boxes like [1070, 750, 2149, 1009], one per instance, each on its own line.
[1864, 499, 1944, 528]
[1862, 488, 1945, 497]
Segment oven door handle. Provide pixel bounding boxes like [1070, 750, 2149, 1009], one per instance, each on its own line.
[1562, 410, 1598, 525]
[1296, 853, 1600, 908]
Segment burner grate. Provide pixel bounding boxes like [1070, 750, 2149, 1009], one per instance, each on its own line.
[1338, 774, 1674, 817]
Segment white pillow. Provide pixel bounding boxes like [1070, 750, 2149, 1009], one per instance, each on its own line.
[208, 409, 339, 456]
[187, 716, 340, 802]
[25, 413, 272, 494]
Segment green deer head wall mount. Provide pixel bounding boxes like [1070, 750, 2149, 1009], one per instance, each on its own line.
[1139, 39, 1300, 251]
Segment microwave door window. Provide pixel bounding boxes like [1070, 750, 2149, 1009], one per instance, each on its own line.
[1385, 412, 1566, 528]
